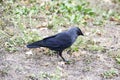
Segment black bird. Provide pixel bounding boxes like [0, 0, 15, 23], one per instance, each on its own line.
[27, 27, 84, 62]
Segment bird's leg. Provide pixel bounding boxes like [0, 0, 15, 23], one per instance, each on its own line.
[57, 52, 59, 58]
[58, 51, 66, 62]
[58, 51, 71, 64]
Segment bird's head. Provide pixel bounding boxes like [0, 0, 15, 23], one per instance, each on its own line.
[72, 27, 84, 36]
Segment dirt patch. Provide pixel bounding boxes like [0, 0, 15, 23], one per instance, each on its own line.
[0, 24, 120, 80]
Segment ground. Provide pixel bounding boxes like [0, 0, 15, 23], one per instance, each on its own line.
[0, 0, 120, 80]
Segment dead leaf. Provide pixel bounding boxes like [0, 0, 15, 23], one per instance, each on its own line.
[110, 17, 120, 23]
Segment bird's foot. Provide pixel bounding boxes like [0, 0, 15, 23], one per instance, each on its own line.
[64, 60, 71, 64]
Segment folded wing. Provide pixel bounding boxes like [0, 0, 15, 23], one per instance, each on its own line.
[27, 33, 72, 51]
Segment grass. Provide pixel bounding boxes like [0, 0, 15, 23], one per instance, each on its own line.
[27, 74, 38, 80]
[0, 70, 8, 77]
[4, 30, 41, 52]
[72, 37, 105, 52]
[0, 0, 96, 52]
[0, 0, 119, 52]
[87, 45, 105, 52]
[108, 50, 120, 64]
[41, 72, 61, 80]
[101, 69, 118, 79]
[40, 67, 62, 80]
[115, 52, 120, 64]
[1, 1, 42, 51]
[116, 57, 120, 64]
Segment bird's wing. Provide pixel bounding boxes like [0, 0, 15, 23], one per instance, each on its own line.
[27, 33, 61, 48]
[43, 34, 57, 40]
[41, 33, 72, 50]
[27, 32, 72, 50]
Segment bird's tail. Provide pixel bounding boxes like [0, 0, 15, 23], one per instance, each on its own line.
[27, 41, 42, 48]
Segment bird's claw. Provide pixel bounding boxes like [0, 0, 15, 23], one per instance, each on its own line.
[64, 60, 71, 64]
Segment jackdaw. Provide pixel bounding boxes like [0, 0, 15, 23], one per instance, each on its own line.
[27, 27, 84, 62]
